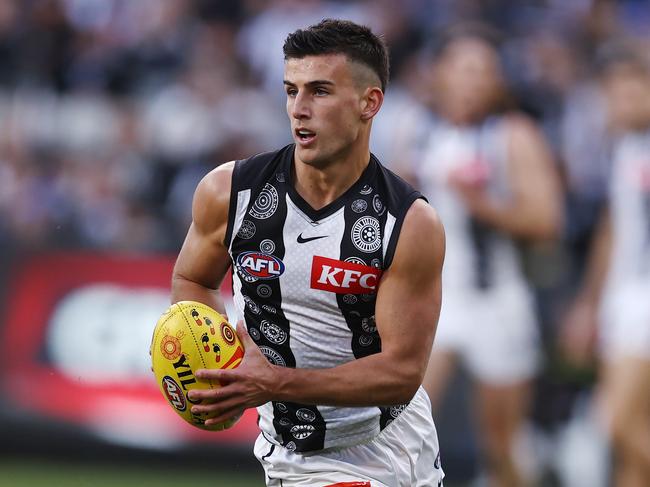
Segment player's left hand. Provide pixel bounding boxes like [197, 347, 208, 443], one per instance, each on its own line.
[187, 322, 279, 426]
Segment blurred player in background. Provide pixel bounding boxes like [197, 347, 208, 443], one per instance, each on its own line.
[400, 25, 562, 487]
[560, 46, 650, 487]
[169, 19, 446, 487]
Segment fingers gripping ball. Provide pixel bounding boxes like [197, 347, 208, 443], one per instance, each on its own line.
[150, 301, 244, 431]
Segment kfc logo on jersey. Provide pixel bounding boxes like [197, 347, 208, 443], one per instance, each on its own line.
[311, 256, 382, 294]
[236, 251, 285, 281]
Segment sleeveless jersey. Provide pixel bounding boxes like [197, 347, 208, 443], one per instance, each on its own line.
[225, 144, 424, 453]
[605, 131, 650, 287]
[414, 115, 528, 293]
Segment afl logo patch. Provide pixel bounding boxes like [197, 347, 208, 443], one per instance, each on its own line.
[250, 183, 279, 219]
[162, 376, 186, 412]
[351, 216, 381, 253]
[236, 251, 285, 282]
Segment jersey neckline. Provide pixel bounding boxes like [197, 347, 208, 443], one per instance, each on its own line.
[281, 144, 378, 223]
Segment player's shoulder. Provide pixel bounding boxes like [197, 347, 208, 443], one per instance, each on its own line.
[403, 199, 444, 240]
[196, 161, 235, 201]
[192, 162, 236, 233]
[392, 199, 445, 273]
[232, 144, 293, 191]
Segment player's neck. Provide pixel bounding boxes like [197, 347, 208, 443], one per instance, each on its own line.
[293, 145, 370, 211]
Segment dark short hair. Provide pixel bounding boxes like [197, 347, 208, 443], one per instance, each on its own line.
[283, 18, 390, 92]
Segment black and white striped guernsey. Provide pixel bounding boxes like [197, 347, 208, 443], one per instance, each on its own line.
[225, 144, 425, 452]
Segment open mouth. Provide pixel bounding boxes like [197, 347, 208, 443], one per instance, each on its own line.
[295, 128, 316, 144]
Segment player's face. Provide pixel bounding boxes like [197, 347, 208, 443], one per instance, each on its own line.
[435, 38, 505, 123]
[604, 66, 650, 132]
[284, 54, 367, 168]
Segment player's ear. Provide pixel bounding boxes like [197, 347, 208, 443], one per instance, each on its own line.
[360, 86, 383, 121]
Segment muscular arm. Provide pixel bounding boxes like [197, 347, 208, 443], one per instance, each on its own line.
[171, 162, 235, 314]
[189, 199, 445, 423]
[458, 114, 563, 240]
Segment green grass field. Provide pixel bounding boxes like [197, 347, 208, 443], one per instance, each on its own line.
[0, 459, 263, 487]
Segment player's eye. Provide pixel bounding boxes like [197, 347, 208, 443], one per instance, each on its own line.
[286, 88, 297, 97]
[314, 88, 329, 96]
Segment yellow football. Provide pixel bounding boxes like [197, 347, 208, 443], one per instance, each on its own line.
[150, 300, 244, 431]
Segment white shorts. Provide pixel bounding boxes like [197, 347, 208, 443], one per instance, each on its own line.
[434, 283, 540, 384]
[253, 387, 444, 487]
[600, 282, 650, 361]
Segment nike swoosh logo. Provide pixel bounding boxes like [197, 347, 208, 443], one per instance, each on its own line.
[297, 233, 328, 244]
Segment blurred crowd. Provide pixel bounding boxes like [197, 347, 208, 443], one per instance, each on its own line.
[1, 0, 650, 485]
[0, 0, 644, 253]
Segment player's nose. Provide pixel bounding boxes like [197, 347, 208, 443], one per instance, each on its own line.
[291, 92, 311, 119]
